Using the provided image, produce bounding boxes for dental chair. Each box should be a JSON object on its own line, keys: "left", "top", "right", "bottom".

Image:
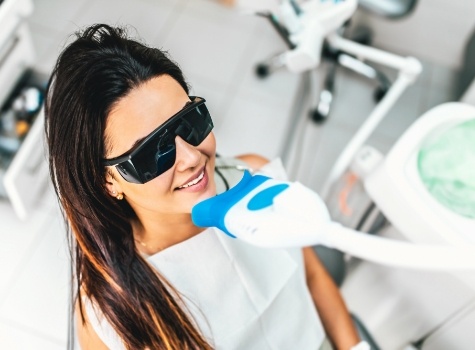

{"left": 255, "top": 0, "right": 418, "bottom": 123}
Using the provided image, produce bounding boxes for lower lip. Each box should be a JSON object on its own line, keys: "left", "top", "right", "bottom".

{"left": 177, "top": 168, "right": 209, "bottom": 193}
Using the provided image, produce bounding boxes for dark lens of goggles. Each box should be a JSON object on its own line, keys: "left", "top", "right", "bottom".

{"left": 111, "top": 99, "right": 213, "bottom": 184}
{"left": 175, "top": 104, "right": 212, "bottom": 146}
{"left": 131, "top": 131, "right": 176, "bottom": 183}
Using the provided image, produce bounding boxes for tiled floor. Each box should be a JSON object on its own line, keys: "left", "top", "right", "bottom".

{"left": 0, "top": 0, "right": 462, "bottom": 348}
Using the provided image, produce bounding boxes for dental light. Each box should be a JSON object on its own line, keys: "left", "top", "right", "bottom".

{"left": 238, "top": 0, "right": 423, "bottom": 198}
{"left": 192, "top": 171, "right": 475, "bottom": 271}
{"left": 239, "top": 0, "right": 359, "bottom": 73}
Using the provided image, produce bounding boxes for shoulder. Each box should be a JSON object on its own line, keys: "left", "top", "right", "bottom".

{"left": 236, "top": 153, "right": 269, "bottom": 170}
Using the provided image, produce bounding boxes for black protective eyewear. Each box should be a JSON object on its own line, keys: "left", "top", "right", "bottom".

{"left": 103, "top": 96, "right": 213, "bottom": 184}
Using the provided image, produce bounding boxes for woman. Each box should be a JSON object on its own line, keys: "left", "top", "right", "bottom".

{"left": 44, "top": 24, "right": 362, "bottom": 349}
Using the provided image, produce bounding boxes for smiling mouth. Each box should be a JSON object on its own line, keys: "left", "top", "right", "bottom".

{"left": 177, "top": 168, "right": 205, "bottom": 189}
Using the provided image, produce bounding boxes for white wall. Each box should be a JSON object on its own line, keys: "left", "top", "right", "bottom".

{"left": 355, "top": 0, "right": 475, "bottom": 69}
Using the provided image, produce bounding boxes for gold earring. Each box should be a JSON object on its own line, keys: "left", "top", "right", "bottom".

{"left": 116, "top": 193, "right": 124, "bottom": 200}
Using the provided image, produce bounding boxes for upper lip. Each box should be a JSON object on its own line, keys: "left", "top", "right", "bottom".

{"left": 177, "top": 165, "right": 206, "bottom": 189}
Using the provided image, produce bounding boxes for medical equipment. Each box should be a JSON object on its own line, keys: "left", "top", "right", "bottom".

{"left": 253, "top": 0, "right": 416, "bottom": 121}
{"left": 308, "top": 0, "right": 417, "bottom": 122}
{"left": 208, "top": 1, "right": 475, "bottom": 273}
{"left": 103, "top": 96, "right": 213, "bottom": 184}
{"left": 192, "top": 166, "right": 475, "bottom": 270}
{"left": 192, "top": 97, "right": 475, "bottom": 272}
{"left": 191, "top": 85, "right": 475, "bottom": 273}
{"left": 249, "top": 0, "right": 359, "bottom": 74}
{"left": 238, "top": 0, "right": 424, "bottom": 184}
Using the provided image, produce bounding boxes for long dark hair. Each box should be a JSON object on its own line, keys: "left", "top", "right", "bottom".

{"left": 44, "top": 24, "right": 212, "bottom": 349}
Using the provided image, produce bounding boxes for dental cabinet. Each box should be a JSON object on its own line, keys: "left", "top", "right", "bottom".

{"left": 0, "top": 0, "right": 49, "bottom": 220}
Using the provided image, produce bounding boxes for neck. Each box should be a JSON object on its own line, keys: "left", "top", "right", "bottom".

{"left": 132, "top": 212, "right": 204, "bottom": 256}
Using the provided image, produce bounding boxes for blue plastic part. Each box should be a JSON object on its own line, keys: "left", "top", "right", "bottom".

{"left": 247, "top": 184, "right": 289, "bottom": 211}
{"left": 191, "top": 171, "right": 270, "bottom": 238}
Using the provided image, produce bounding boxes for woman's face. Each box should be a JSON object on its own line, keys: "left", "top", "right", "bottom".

{"left": 104, "top": 75, "right": 217, "bottom": 216}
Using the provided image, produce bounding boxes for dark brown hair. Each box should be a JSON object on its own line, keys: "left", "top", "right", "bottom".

{"left": 44, "top": 24, "right": 212, "bottom": 349}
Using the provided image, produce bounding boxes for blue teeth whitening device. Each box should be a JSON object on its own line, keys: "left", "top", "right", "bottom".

{"left": 192, "top": 171, "right": 475, "bottom": 271}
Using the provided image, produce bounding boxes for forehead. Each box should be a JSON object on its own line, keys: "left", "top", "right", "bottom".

{"left": 104, "top": 75, "right": 189, "bottom": 158}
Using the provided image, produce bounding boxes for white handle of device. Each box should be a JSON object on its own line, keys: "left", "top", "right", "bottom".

{"left": 223, "top": 181, "right": 475, "bottom": 271}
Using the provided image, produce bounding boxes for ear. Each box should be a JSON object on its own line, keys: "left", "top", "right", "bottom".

{"left": 104, "top": 168, "right": 123, "bottom": 197}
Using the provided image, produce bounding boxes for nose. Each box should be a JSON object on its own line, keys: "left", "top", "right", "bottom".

{"left": 174, "top": 135, "right": 201, "bottom": 172}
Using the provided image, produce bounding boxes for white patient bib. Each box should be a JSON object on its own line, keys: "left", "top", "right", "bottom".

{"left": 147, "top": 227, "right": 325, "bottom": 349}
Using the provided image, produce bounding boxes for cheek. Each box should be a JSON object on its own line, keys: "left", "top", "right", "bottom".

{"left": 202, "top": 132, "right": 216, "bottom": 156}
{"left": 202, "top": 132, "right": 217, "bottom": 180}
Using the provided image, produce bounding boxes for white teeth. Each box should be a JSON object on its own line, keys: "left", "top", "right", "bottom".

{"left": 179, "top": 170, "right": 204, "bottom": 189}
